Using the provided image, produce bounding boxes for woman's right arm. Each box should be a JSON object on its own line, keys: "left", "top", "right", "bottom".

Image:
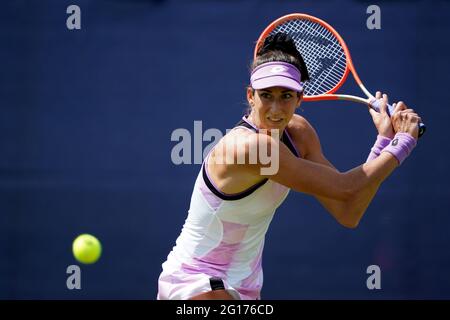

{"left": 246, "top": 135, "right": 399, "bottom": 202}
{"left": 243, "top": 106, "right": 419, "bottom": 226}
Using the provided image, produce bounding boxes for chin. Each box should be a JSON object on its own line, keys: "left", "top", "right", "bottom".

{"left": 263, "top": 121, "right": 285, "bottom": 131}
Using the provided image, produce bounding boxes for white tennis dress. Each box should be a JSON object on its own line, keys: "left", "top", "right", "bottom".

{"left": 157, "top": 116, "right": 300, "bottom": 300}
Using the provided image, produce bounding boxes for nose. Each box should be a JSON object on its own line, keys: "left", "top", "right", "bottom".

{"left": 269, "top": 101, "right": 283, "bottom": 114}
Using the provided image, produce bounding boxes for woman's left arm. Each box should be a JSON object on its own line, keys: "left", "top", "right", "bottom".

{"left": 289, "top": 115, "right": 382, "bottom": 228}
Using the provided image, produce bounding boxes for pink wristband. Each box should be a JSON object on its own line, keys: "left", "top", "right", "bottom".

{"left": 381, "top": 132, "right": 417, "bottom": 165}
{"left": 366, "top": 135, "right": 392, "bottom": 162}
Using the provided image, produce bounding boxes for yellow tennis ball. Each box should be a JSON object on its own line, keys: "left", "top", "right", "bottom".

{"left": 72, "top": 234, "right": 102, "bottom": 264}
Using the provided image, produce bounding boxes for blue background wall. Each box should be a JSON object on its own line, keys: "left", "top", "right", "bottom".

{"left": 1, "top": 0, "right": 449, "bottom": 299}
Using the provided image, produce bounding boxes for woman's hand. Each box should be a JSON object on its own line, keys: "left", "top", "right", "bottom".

{"left": 390, "top": 101, "right": 422, "bottom": 140}
{"left": 368, "top": 91, "right": 395, "bottom": 139}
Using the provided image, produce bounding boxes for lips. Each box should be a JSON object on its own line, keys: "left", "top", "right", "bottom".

{"left": 267, "top": 117, "right": 283, "bottom": 123}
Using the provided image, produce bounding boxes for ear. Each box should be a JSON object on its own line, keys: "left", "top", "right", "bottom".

{"left": 247, "top": 87, "right": 255, "bottom": 106}
{"left": 296, "top": 92, "right": 303, "bottom": 108}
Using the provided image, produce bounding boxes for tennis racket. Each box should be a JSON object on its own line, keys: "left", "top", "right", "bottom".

{"left": 254, "top": 13, "right": 426, "bottom": 137}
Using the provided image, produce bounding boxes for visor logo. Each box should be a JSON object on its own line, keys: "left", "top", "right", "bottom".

{"left": 270, "top": 66, "right": 286, "bottom": 73}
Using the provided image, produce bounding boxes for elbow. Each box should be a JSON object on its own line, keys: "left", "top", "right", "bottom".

{"left": 334, "top": 198, "right": 362, "bottom": 229}
{"left": 333, "top": 174, "right": 367, "bottom": 229}
{"left": 337, "top": 207, "right": 366, "bottom": 229}
{"left": 338, "top": 218, "right": 360, "bottom": 229}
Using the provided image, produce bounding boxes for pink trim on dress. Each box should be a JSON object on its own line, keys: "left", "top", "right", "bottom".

{"left": 241, "top": 116, "right": 259, "bottom": 131}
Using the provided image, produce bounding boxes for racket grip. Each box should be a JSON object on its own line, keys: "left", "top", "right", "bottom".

{"left": 369, "top": 99, "right": 426, "bottom": 138}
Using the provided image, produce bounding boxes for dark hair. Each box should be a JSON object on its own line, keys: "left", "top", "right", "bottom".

{"left": 244, "top": 33, "right": 309, "bottom": 115}
{"left": 252, "top": 32, "right": 310, "bottom": 82}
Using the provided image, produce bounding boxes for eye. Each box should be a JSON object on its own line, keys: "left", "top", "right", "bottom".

{"left": 282, "top": 93, "right": 293, "bottom": 99}
{"left": 260, "top": 92, "right": 271, "bottom": 99}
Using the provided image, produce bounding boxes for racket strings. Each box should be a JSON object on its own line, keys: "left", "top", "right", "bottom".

{"left": 288, "top": 20, "right": 346, "bottom": 95}
{"left": 271, "top": 19, "right": 347, "bottom": 96}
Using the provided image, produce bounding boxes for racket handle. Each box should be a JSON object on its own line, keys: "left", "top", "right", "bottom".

{"left": 369, "top": 99, "right": 426, "bottom": 138}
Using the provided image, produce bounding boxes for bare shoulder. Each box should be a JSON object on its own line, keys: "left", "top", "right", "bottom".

{"left": 224, "top": 127, "right": 276, "bottom": 154}
{"left": 208, "top": 126, "right": 276, "bottom": 190}
{"left": 287, "top": 114, "right": 320, "bottom": 147}
{"left": 221, "top": 127, "right": 257, "bottom": 149}
{"left": 210, "top": 127, "right": 262, "bottom": 163}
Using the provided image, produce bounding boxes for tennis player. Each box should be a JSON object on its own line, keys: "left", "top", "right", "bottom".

{"left": 157, "top": 33, "right": 421, "bottom": 300}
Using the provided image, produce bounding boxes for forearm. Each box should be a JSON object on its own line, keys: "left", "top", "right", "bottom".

{"left": 338, "top": 152, "right": 398, "bottom": 227}
{"left": 315, "top": 151, "right": 397, "bottom": 228}
{"left": 345, "top": 130, "right": 416, "bottom": 199}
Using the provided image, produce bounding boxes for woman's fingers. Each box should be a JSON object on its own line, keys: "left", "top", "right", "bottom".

{"left": 375, "top": 91, "right": 381, "bottom": 99}
{"left": 392, "top": 101, "right": 405, "bottom": 116}
{"left": 372, "top": 91, "right": 388, "bottom": 114}
{"left": 380, "top": 94, "right": 389, "bottom": 114}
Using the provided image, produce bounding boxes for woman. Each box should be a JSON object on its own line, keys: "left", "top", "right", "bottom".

{"left": 157, "top": 33, "right": 421, "bottom": 300}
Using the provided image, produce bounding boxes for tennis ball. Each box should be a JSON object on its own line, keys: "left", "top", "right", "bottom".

{"left": 72, "top": 234, "right": 102, "bottom": 264}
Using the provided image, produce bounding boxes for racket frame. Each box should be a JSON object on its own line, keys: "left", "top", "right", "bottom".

{"left": 254, "top": 13, "right": 376, "bottom": 104}
{"left": 254, "top": 13, "right": 426, "bottom": 137}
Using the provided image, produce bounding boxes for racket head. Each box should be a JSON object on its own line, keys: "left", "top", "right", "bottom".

{"left": 254, "top": 13, "right": 356, "bottom": 101}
